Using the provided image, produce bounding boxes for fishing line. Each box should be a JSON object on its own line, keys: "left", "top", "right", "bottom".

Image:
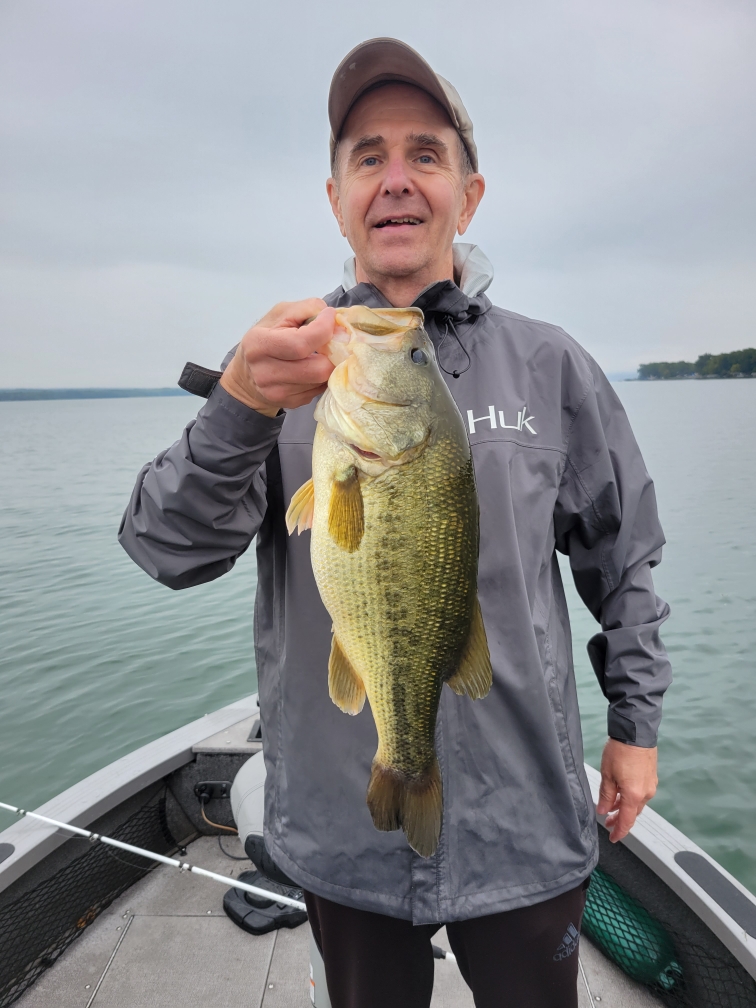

{"left": 0, "top": 801, "right": 307, "bottom": 911}
{"left": 69, "top": 834, "right": 163, "bottom": 872}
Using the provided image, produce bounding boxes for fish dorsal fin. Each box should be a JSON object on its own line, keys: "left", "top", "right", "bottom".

{"left": 328, "top": 467, "right": 364, "bottom": 552}
{"left": 446, "top": 599, "right": 493, "bottom": 700}
{"left": 328, "top": 635, "right": 366, "bottom": 715}
{"left": 285, "top": 478, "right": 315, "bottom": 535}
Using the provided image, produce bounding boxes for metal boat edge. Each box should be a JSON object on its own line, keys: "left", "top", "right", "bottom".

{"left": 0, "top": 695, "right": 259, "bottom": 894}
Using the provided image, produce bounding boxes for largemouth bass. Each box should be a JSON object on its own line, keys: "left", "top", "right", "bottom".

{"left": 285, "top": 305, "right": 492, "bottom": 857}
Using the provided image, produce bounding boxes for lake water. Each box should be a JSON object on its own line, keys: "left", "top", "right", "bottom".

{"left": 0, "top": 381, "right": 754, "bottom": 890}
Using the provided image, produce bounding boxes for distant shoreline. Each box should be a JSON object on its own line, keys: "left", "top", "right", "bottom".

{"left": 2, "top": 378, "right": 753, "bottom": 399}
{"left": 633, "top": 374, "right": 756, "bottom": 382}
{"left": 637, "top": 348, "right": 755, "bottom": 380}
{"left": 0, "top": 388, "right": 191, "bottom": 402}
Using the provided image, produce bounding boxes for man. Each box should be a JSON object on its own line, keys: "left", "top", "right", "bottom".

{"left": 120, "top": 38, "right": 671, "bottom": 1008}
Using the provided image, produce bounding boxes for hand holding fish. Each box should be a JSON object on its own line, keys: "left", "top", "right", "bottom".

{"left": 220, "top": 300, "right": 336, "bottom": 416}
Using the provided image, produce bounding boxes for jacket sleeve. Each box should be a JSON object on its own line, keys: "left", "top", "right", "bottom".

{"left": 553, "top": 357, "right": 672, "bottom": 747}
{"left": 118, "top": 383, "right": 285, "bottom": 589}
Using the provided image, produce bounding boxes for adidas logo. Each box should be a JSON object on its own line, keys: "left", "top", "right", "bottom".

{"left": 553, "top": 922, "right": 580, "bottom": 961}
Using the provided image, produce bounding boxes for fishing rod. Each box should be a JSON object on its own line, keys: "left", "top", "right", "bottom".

{"left": 0, "top": 800, "right": 458, "bottom": 963}
{"left": 0, "top": 801, "right": 307, "bottom": 911}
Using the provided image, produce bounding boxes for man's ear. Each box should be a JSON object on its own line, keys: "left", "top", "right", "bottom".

{"left": 457, "top": 174, "right": 485, "bottom": 236}
{"left": 326, "top": 178, "right": 347, "bottom": 238}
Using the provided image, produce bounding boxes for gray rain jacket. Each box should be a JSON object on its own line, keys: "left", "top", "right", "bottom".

{"left": 119, "top": 245, "right": 672, "bottom": 924}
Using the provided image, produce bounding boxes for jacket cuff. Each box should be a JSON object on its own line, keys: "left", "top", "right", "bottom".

{"left": 184, "top": 383, "right": 285, "bottom": 478}
{"left": 607, "top": 709, "right": 657, "bottom": 748}
{"left": 199, "top": 381, "right": 286, "bottom": 445}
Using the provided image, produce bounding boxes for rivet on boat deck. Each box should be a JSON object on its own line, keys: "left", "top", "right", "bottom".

{"left": 12, "top": 835, "right": 664, "bottom": 1007}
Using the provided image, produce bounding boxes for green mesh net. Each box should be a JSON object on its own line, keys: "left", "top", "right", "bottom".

{"left": 584, "top": 866, "right": 756, "bottom": 1007}
{"left": 584, "top": 867, "right": 683, "bottom": 991}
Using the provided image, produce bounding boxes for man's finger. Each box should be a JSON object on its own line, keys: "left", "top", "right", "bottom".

{"left": 259, "top": 309, "right": 338, "bottom": 362}
{"left": 256, "top": 354, "right": 334, "bottom": 390}
{"left": 257, "top": 298, "right": 328, "bottom": 330}
{"left": 280, "top": 384, "right": 330, "bottom": 409}
{"left": 596, "top": 780, "right": 619, "bottom": 815}
{"left": 607, "top": 798, "right": 643, "bottom": 843}
{"left": 598, "top": 794, "right": 621, "bottom": 816}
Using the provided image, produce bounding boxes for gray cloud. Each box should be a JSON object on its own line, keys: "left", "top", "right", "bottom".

{"left": 1, "top": 0, "right": 754, "bottom": 384}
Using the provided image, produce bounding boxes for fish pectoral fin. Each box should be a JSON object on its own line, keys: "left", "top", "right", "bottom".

{"left": 285, "top": 479, "right": 315, "bottom": 535}
{"left": 446, "top": 598, "right": 493, "bottom": 700}
{"left": 328, "top": 635, "right": 366, "bottom": 715}
{"left": 367, "top": 759, "right": 442, "bottom": 859}
{"left": 328, "top": 467, "right": 364, "bottom": 552}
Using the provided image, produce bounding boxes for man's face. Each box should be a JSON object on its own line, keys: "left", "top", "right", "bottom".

{"left": 327, "top": 84, "right": 484, "bottom": 281}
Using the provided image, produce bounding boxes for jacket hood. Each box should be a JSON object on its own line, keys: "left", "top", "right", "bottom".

{"left": 342, "top": 242, "right": 493, "bottom": 295}
{"left": 335, "top": 243, "right": 493, "bottom": 324}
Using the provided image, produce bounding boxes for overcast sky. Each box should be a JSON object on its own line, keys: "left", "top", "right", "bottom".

{"left": 1, "top": 0, "right": 754, "bottom": 385}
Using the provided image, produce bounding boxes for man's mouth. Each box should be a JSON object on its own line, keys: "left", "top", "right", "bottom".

{"left": 374, "top": 217, "right": 423, "bottom": 229}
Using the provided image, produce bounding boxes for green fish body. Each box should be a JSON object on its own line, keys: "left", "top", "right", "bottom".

{"left": 286, "top": 306, "right": 491, "bottom": 857}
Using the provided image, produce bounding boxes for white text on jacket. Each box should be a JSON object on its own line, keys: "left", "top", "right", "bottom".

{"left": 466, "top": 406, "right": 537, "bottom": 435}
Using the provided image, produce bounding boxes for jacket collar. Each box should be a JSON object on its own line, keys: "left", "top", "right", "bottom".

{"left": 341, "top": 243, "right": 493, "bottom": 298}
{"left": 331, "top": 243, "right": 493, "bottom": 323}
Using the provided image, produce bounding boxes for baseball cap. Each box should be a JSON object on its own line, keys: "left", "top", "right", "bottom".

{"left": 328, "top": 38, "right": 478, "bottom": 173}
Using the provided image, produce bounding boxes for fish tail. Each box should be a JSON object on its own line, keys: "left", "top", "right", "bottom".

{"left": 366, "top": 758, "right": 442, "bottom": 859}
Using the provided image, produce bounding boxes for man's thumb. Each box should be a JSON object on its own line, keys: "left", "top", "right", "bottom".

{"left": 597, "top": 778, "right": 617, "bottom": 813}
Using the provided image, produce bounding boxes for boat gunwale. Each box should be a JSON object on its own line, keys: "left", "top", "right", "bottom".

{"left": 0, "top": 694, "right": 259, "bottom": 896}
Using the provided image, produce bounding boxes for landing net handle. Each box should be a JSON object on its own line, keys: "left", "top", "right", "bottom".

{"left": 0, "top": 801, "right": 307, "bottom": 912}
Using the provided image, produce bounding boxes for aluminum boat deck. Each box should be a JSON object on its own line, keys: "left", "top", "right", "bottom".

{"left": 13, "top": 833, "right": 662, "bottom": 1008}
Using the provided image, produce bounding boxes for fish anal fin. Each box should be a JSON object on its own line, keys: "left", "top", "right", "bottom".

{"left": 328, "top": 636, "right": 366, "bottom": 715}
{"left": 446, "top": 598, "right": 493, "bottom": 700}
{"left": 328, "top": 467, "right": 364, "bottom": 552}
{"left": 285, "top": 479, "right": 315, "bottom": 535}
{"left": 366, "top": 759, "right": 442, "bottom": 859}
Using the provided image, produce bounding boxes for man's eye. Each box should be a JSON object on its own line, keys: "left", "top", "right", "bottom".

{"left": 362, "top": 157, "right": 379, "bottom": 167}
{"left": 417, "top": 155, "right": 434, "bottom": 164}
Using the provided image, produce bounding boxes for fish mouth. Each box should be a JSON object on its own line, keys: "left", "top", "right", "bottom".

{"left": 373, "top": 215, "right": 424, "bottom": 229}
{"left": 350, "top": 444, "right": 382, "bottom": 460}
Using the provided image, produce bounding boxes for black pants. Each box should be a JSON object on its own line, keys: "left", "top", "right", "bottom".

{"left": 305, "top": 879, "right": 588, "bottom": 1008}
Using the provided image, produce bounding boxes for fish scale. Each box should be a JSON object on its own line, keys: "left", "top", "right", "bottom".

{"left": 315, "top": 440, "right": 473, "bottom": 770}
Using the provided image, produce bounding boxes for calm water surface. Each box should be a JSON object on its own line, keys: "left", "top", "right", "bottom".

{"left": 0, "top": 382, "right": 754, "bottom": 889}
{"left": 0, "top": 398, "right": 258, "bottom": 813}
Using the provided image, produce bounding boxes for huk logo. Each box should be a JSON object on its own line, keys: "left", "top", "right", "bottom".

{"left": 466, "top": 405, "right": 537, "bottom": 436}
{"left": 553, "top": 922, "right": 580, "bottom": 961}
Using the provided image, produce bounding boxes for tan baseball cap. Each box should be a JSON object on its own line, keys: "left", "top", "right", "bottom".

{"left": 328, "top": 38, "right": 478, "bottom": 173}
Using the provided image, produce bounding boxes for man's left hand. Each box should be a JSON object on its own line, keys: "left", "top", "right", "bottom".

{"left": 596, "top": 739, "right": 658, "bottom": 843}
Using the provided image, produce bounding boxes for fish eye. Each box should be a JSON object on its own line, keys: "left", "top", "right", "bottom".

{"left": 410, "top": 348, "right": 428, "bottom": 365}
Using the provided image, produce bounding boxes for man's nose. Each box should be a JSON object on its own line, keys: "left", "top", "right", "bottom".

{"left": 382, "top": 154, "right": 416, "bottom": 196}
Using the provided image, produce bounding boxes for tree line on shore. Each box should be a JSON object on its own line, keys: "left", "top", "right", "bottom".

{"left": 0, "top": 388, "right": 191, "bottom": 401}
{"left": 638, "top": 348, "right": 756, "bottom": 380}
